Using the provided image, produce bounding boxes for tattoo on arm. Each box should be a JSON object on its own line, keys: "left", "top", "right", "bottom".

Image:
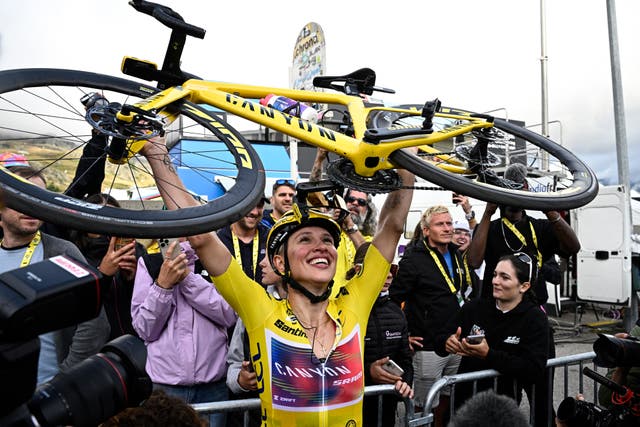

{"left": 162, "top": 154, "right": 178, "bottom": 174}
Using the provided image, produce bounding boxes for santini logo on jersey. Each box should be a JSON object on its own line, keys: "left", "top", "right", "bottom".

{"left": 504, "top": 336, "right": 521, "bottom": 345}
{"left": 274, "top": 319, "right": 306, "bottom": 337}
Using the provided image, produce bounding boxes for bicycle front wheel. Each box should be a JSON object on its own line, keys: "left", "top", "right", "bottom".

{"left": 0, "top": 68, "right": 265, "bottom": 238}
{"left": 389, "top": 116, "right": 598, "bottom": 211}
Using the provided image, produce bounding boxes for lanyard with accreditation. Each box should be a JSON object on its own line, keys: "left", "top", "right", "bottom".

{"left": 232, "top": 231, "right": 259, "bottom": 278}
{"left": 423, "top": 240, "right": 466, "bottom": 307}
{"left": 501, "top": 218, "right": 543, "bottom": 268}
{"left": 1, "top": 230, "right": 42, "bottom": 267}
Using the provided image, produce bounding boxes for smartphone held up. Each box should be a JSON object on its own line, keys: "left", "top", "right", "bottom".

{"left": 158, "top": 238, "right": 181, "bottom": 260}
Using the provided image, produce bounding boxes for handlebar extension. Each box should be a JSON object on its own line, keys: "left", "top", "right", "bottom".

{"left": 129, "top": 0, "right": 205, "bottom": 39}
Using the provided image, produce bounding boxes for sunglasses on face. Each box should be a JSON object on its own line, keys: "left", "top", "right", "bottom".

{"left": 345, "top": 195, "right": 367, "bottom": 207}
{"left": 513, "top": 251, "right": 533, "bottom": 283}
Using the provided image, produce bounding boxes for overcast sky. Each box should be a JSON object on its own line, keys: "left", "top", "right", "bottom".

{"left": 1, "top": 0, "right": 638, "bottom": 186}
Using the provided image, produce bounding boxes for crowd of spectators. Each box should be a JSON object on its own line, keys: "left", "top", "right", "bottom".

{"left": 2, "top": 129, "right": 592, "bottom": 427}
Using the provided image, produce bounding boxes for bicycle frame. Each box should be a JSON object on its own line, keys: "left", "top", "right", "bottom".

{"left": 124, "top": 78, "right": 494, "bottom": 177}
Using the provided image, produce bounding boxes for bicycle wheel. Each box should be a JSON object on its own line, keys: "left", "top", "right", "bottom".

{"left": 0, "top": 68, "right": 265, "bottom": 238}
{"left": 384, "top": 111, "right": 598, "bottom": 211}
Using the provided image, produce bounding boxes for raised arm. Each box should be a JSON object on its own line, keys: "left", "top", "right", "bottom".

{"left": 141, "top": 139, "right": 232, "bottom": 276}
{"left": 309, "top": 147, "right": 329, "bottom": 182}
{"left": 467, "top": 202, "right": 497, "bottom": 268}
{"left": 544, "top": 210, "right": 581, "bottom": 255}
{"left": 371, "top": 164, "right": 415, "bottom": 263}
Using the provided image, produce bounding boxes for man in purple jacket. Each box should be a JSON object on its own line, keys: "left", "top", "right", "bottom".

{"left": 131, "top": 239, "right": 237, "bottom": 427}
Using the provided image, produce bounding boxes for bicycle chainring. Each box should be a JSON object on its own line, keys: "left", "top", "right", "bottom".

{"left": 85, "top": 102, "right": 162, "bottom": 140}
{"left": 326, "top": 158, "right": 401, "bottom": 194}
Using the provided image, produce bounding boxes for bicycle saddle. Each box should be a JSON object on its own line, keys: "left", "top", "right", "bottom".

{"left": 313, "top": 68, "right": 395, "bottom": 96}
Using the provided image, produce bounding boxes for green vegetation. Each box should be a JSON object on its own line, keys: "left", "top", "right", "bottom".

{"left": 0, "top": 138, "right": 154, "bottom": 193}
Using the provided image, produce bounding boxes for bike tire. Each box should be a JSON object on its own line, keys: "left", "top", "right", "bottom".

{"left": 0, "top": 68, "right": 265, "bottom": 238}
{"left": 389, "top": 117, "right": 598, "bottom": 210}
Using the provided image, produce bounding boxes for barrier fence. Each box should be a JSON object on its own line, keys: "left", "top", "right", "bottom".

{"left": 192, "top": 351, "right": 598, "bottom": 427}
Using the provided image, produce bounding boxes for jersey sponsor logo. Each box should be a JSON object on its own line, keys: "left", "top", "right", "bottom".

{"left": 504, "top": 336, "right": 520, "bottom": 345}
{"left": 274, "top": 319, "right": 306, "bottom": 337}
{"left": 268, "top": 328, "right": 363, "bottom": 411}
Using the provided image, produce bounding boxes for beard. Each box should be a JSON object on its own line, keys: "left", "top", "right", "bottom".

{"left": 3, "top": 220, "right": 41, "bottom": 239}
{"left": 350, "top": 211, "right": 365, "bottom": 228}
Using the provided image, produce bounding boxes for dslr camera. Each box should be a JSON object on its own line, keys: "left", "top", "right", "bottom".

{"left": 556, "top": 333, "right": 640, "bottom": 427}
{"left": 0, "top": 256, "right": 151, "bottom": 427}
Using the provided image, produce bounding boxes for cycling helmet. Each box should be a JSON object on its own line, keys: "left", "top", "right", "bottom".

{"left": 0, "top": 152, "right": 29, "bottom": 168}
{"left": 267, "top": 203, "right": 342, "bottom": 303}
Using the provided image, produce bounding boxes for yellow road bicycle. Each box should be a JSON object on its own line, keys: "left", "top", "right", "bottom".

{"left": 0, "top": 0, "right": 598, "bottom": 238}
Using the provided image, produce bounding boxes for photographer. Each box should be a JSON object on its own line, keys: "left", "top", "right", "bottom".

{"left": 598, "top": 325, "right": 640, "bottom": 410}
{"left": 556, "top": 325, "right": 640, "bottom": 427}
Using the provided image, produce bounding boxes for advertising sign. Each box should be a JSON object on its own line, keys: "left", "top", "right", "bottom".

{"left": 291, "top": 22, "right": 326, "bottom": 91}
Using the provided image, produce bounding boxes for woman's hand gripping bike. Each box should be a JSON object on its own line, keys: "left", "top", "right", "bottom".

{"left": 0, "top": 0, "right": 598, "bottom": 238}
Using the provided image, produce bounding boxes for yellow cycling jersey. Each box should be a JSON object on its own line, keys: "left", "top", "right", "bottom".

{"left": 213, "top": 244, "right": 389, "bottom": 427}
{"left": 331, "top": 231, "right": 374, "bottom": 298}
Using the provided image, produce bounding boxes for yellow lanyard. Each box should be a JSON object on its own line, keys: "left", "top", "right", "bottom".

{"left": 462, "top": 252, "right": 472, "bottom": 287}
{"left": 1, "top": 231, "right": 42, "bottom": 267}
{"left": 423, "top": 241, "right": 461, "bottom": 295}
{"left": 232, "top": 231, "right": 259, "bottom": 278}
{"left": 501, "top": 218, "right": 542, "bottom": 268}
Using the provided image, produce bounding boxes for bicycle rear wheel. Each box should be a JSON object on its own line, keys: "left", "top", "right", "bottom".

{"left": 384, "top": 111, "right": 598, "bottom": 211}
{"left": 0, "top": 68, "right": 265, "bottom": 238}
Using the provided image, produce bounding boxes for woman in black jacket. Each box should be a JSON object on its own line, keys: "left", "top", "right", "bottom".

{"left": 70, "top": 193, "right": 142, "bottom": 340}
{"left": 435, "top": 252, "right": 550, "bottom": 425}
{"left": 348, "top": 243, "right": 413, "bottom": 426}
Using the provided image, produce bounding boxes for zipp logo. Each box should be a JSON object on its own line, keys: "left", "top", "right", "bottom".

{"left": 503, "top": 336, "right": 520, "bottom": 345}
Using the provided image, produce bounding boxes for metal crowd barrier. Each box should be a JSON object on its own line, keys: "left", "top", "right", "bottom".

{"left": 192, "top": 385, "right": 413, "bottom": 427}
{"left": 413, "top": 351, "right": 598, "bottom": 427}
{"left": 192, "top": 352, "right": 598, "bottom": 427}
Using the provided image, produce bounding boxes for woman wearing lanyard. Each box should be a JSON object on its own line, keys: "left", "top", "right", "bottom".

{"left": 435, "top": 252, "right": 550, "bottom": 426}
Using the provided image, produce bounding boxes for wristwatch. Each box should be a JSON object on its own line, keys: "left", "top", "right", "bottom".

{"left": 346, "top": 224, "right": 359, "bottom": 234}
{"left": 465, "top": 210, "right": 475, "bottom": 221}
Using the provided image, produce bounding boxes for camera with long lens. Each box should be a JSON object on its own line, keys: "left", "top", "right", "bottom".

{"left": 0, "top": 256, "right": 152, "bottom": 427}
{"left": 556, "top": 334, "right": 640, "bottom": 427}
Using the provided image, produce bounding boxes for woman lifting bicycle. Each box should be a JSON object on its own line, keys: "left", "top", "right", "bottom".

{"left": 139, "top": 137, "right": 415, "bottom": 426}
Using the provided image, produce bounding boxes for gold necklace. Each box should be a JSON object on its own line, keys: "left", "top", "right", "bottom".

{"left": 311, "top": 327, "right": 333, "bottom": 360}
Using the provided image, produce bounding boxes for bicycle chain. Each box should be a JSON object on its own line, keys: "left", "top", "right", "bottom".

{"left": 326, "top": 159, "right": 401, "bottom": 194}
{"left": 326, "top": 158, "right": 456, "bottom": 193}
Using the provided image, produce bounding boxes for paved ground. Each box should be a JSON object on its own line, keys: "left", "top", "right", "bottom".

{"left": 547, "top": 302, "right": 626, "bottom": 415}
